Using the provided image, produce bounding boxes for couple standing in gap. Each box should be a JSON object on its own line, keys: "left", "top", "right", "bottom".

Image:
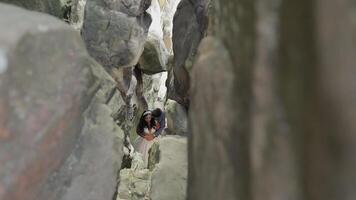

{"left": 134, "top": 108, "right": 165, "bottom": 165}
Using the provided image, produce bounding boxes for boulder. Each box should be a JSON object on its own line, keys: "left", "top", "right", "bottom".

{"left": 70, "top": 0, "right": 88, "bottom": 29}
{"left": 139, "top": 34, "right": 169, "bottom": 75}
{"left": 147, "top": 0, "right": 163, "bottom": 39}
{"left": 0, "top": 3, "right": 122, "bottom": 200}
{"left": 39, "top": 103, "right": 125, "bottom": 200}
{"left": 0, "top": 0, "right": 64, "bottom": 18}
{"left": 142, "top": 72, "right": 168, "bottom": 109}
{"left": 149, "top": 136, "right": 188, "bottom": 200}
{"left": 81, "top": 0, "right": 152, "bottom": 70}
{"left": 161, "top": 0, "right": 181, "bottom": 52}
{"left": 165, "top": 99, "right": 188, "bottom": 136}
{"left": 138, "top": 0, "right": 169, "bottom": 75}
{"left": 188, "top": 37, "right": 237, "bottom": 200}
{"left": 168, "top": 0, "right": 209, "bottom": 106}
{"left": 117, "top": 153, "right": 152, "bottom": 200}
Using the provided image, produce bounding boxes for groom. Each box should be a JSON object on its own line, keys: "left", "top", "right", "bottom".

{"left": 152, "top": 108, "right": 166, "bottom": 137}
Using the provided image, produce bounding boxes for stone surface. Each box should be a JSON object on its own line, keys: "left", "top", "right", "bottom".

{"left": 149, "top": 136, "right": 188, "bottom": 200}
{"left": 0, "top": 0, "right": 65, "bottom": 18}
{"left": 81, "top": 0, "right": 152, "bottom": 70}
{"left": 142, "top": 72, "right": 167, "bottom": 109}
{"left": 70, "top": 0, "right": 87, "bottom": 29}
{"left": 165, "top": 99, "right": 188, "bottom": 136}
{"left": 117, "top": 153, "right": 152, "bottom": 200}
{"left": 147, "top": 0, "right": 163, "bottom": 39}
{"left": 188, "top": 0, "right": 356, "bottom": 200}
{"left": 0, "top": 3, "right": 112, "bottom": 200}
{"left": 188, "top": 37, "right": 237, "bottom": 200}
{"left": 138, "top": 0, "right": 169, "bottom": 75}
{"left": 39, "top": 103, "right": 125, "bottom": 200}
{"left": 161, "top": 0, "right": 180, "bottom": 52}
{"left": 168, "top": 0, "right": 209, "bottom": 106}
{"left": 139, "top": 34, "right": 168, "bottom": 75}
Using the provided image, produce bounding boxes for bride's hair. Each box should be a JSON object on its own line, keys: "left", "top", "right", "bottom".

{"left": 136, "top": 110, "right": 156, "bottom": 137}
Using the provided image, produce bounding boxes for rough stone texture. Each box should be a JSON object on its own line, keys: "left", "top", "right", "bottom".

{"left": 142, "top": 72, "right": 167, "bottom": 109}
{"left": 188, "top": 0, "right": 356, "bottom": 200}
{"left": 0, "top": 3, "right": 114, "bottom": 200}
{"left": 138, "top": 0, "right": 169, "bottom": 75}
{"left": 161, "top": 0, "right": 180, "bottom": 52}
{"left": 117, "top": 153, "right": 152, "bottom": 200}
{"left": 147, "top": 0, "right": 163, "bottom": 39}
{"left": 305, "top": 0, "right": 356, "bottom": 199}
{"left": 39, "top": 103, "right": 125, "bottom": 200}
{"left": 36, "top": 59, "right": 126, "bottom": 200}
{"left": 139, "top": 34, "right": 168, "bottom": 75}
{"left": 168, "top": 0, "right": 209, "bottom": 107}
{"left": 149, "top": 136, "right": 188, "bottom": 200}
{"left": 165, "top": 99, "right": 188, "bottom": 136}
{"left": 0, "top": 0, "right": 64, "bottom": 18}
{"left": 70, "top": 0, "right": 87, "bottom": 29}
{"left": 189, "top": 37, "right": 237, "bottom": 200}
{"left": 81, "top": 0, "right": 152, "bottom": 70}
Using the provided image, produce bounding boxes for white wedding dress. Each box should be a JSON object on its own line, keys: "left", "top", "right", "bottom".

{"left": 134, "top": 127, "right": 157, "bottom": 167}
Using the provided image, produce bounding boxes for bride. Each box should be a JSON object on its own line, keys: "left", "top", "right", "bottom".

{"left": 134, "top": 110, "right": 160, "bottom": 166}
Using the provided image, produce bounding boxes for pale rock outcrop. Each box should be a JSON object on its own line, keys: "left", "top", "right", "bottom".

{"left": 81, "top": 0, "right": 152, "bottom": 70}
{"left": 161, "top": 0, "right": 180, "bottom": 52}
{"left": 147, "top": 0, "right": 163, "bottom": 39}
{"left": 42, "top": 103, "right": 125, "bottom": 200}
{"left": 142, "top": 72, "right": 168, "bottom": 109}
{"left": 167, "top": 0, "right": 209, "bottom": 107}
{"left": 165, "top": 99, "right": 188, "bottom": 136}
{"left": 149, "top": 136, "right": 188, "bottom": 200}
{"left": 117, "top": 153, "right": 152, "bottom": 200}
{"left": 139, "top": 34, "right": 169, "bottom": 75}
{"left": 70, "top": 0, "right": 87, "bottom": 29}
{"left": 0, "top": 0, "right": 65, "bottom": 17}
{"left": 188, "top": 36, "right": 237, "bottom": 200}
{"left": 139, "top": 0, "right": 169, "bottom": 75}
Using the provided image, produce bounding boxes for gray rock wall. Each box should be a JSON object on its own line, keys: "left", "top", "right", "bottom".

{"left": 81, "top": 0, "right": 152, "bottom": 70}
{"left": 0, "top": 0, "right": 64, "bottom": 17}
{"left": 0, "top": 4, "right": 127, "bottom": 200}
{"left": 188, "top": 0, "right": 356, "bottom": 200}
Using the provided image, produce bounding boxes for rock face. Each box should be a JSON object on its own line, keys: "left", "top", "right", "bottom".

{"left": 142, "top": 72, "right": 168, "bottom": 109}
{"left": 0, "top": 4, "right": 125, "bottom": 200}
{"left": 189, "top": 37, "right": 237, "bottom": 200}
{"left": 149, "top": 136, "right": 188, "bottom": 200}
{"left": 168, "top": 0, "right": 209, "bottom": 107}
{"left": 138, "top": 0, "right": 169, "bottom": 75}
{"left": 81, "top": 0, "right": 152, "bottom": 70}
{"left": 139, "top": 34, "right": 168, "bottom": 75}
{"left": 117, "top": 153, "right": 152, "bottom": 200}
{"left": 39, "top": 103, "right": 125, "bottom": 200}
{"left": 0, "top": 0, "right": 64, "bottom": 17}
{"left": 39, "top": 63, "right": 126, "bottom": 200}
{"left": 70, "top": 0, "right": 88, "bottom": 29}
{"left": 165, "top": 99, "right": 188, "bottom": 136}
{"left": 188, "top": 0, "right": 356, "bottom": 200}
{"left": 161, "top": 0, "right": 180, "bottom": 52}
{"left": 0, "top": 3, "right": 85, "bottom": 199}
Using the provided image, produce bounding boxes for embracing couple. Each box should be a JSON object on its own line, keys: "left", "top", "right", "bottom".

{"left": 134, "top": 108, "right": 165, "bottom": 165}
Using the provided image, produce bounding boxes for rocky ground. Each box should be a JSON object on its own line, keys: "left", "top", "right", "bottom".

{"left": 117, "top": 136, "right": 187, "bottom": 200}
